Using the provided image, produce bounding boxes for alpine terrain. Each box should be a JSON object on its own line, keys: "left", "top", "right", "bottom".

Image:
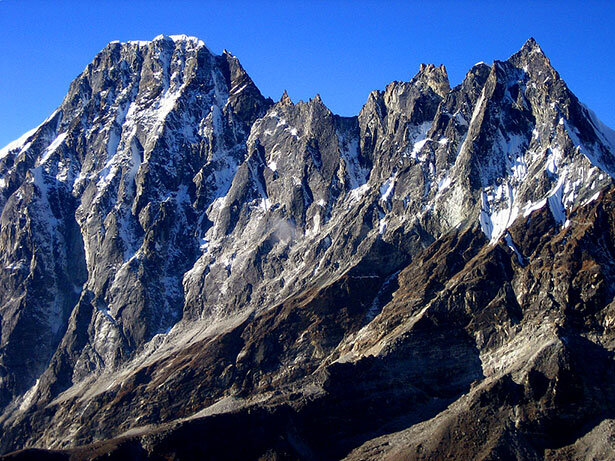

{"left": 1, "top": 35, "right": 615, "bottom": 460}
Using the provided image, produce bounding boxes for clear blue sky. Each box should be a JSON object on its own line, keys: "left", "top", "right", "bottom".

{"left": 1, "top": 1, "right": 614, "bottom": 147}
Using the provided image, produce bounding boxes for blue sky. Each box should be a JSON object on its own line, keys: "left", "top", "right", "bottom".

{"left": 1, "top": 1, "right": 614, "bottom": 147}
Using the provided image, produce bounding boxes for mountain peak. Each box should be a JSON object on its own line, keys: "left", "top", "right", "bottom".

{"left": 153, "top": 34, "right": 204, "bottom": 45}
{"left": 521, "top": 37, "right": 543, "bottom": 53}
{"left": 109, "top": 34, "right": 209, "bottom": 52}
{"left": 508, "top": 37, "right": 551, "bottom": 68}
{"left": 419, "top": 63, "right": 445, "bottom": 72}
{"left": 414, "top": 63, "right": 450, "bottom": 97}
{"left": 280, "top": 90, "right": 293, "bottom": 105}
{"left": 307, "top": 93, "right": 326, "bottom": 107}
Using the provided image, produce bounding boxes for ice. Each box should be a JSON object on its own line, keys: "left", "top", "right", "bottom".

{"left": 267, "top": 161, "right": 277, "bottom": 172}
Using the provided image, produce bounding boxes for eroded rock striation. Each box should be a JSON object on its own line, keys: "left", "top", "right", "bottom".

{"left": 1, "top": 35, "right": 615, "bottom": 460}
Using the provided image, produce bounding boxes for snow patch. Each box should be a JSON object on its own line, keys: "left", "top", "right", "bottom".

{"left": 259, "top": 198, "right": 272, "bottom": 211}
{"left": 349, "top": 183, "right": 369, "bottom": 201}
{"left": 338, "top": 132, "right": 369, "bottom": 190}
{"left": 545, "top": 147, "right": 562, "bottom": 175}
{"left": 378, "top": 218, "right": 387, "bottom": 235}
{"left": 379, "top": 176, "right": 396, "bottom": 203}
{"left": 406, "top": 121, "right": 432, "bottom": 159}
{"left": 230, "top": 83, "right": 248, "bottom": 95}
{"left": 0, "top": 126, "right": 38, "bottom": 160}
{"left": 437, "top": 176, "right": 451, "bottom": 191}
{"left": 583, "top": 190, "right": 601, "bottom": 206}
{"left": 504, "top": 233, "right": 525, "bottom": 265}
{"left": 311, "top": 213, "right": 321, "bottom": 234}
{"left": 547, "top": 181, "right": 566, "bottom": 224}
{"left": 454, "top": 111, "right": 468, "bottom": 127}
{"left": 18, "top": 379, "right": 41, "bottom": 412}
{"left": 523, "top": 199, "right": 547, "bottom": 217}
{"left": 583, "top": 103, "right": 615, "bottom": 153}
{"left": 410, "top": 139, "right": 429, "bottom": 159}
{"left": 38, "top": 132, "right": 67, "bottom": 165}
{"left": 479, "top": 184, "right": 518, "bottom": 242}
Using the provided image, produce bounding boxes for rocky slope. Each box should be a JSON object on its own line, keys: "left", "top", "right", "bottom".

{"left": 1, "top": 36, "right": 615, "bottom": 459}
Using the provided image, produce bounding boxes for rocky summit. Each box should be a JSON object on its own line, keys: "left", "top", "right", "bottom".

{"left": 1, "top": 35, "right": 615, "bottom": 460}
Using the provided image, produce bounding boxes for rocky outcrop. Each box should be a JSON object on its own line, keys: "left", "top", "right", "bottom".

{"left": 1, "top": 36, "right": 615, "bottom": 459}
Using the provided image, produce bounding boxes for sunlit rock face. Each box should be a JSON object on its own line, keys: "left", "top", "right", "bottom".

{"left": 1, "top": 36, "right": 615, "bottom": 460}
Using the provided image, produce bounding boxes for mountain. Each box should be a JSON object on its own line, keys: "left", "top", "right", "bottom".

{"left": 1, "top": 35, "right": 615, "bottom": 460}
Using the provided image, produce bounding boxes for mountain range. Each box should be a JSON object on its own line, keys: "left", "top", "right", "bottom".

{"left": 1, "top": 35, "right": 615, "bottom": 460}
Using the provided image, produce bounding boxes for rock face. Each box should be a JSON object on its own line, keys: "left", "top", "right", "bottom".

{"left": 1, "top": 36, "right": 615, "bottom": 460}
